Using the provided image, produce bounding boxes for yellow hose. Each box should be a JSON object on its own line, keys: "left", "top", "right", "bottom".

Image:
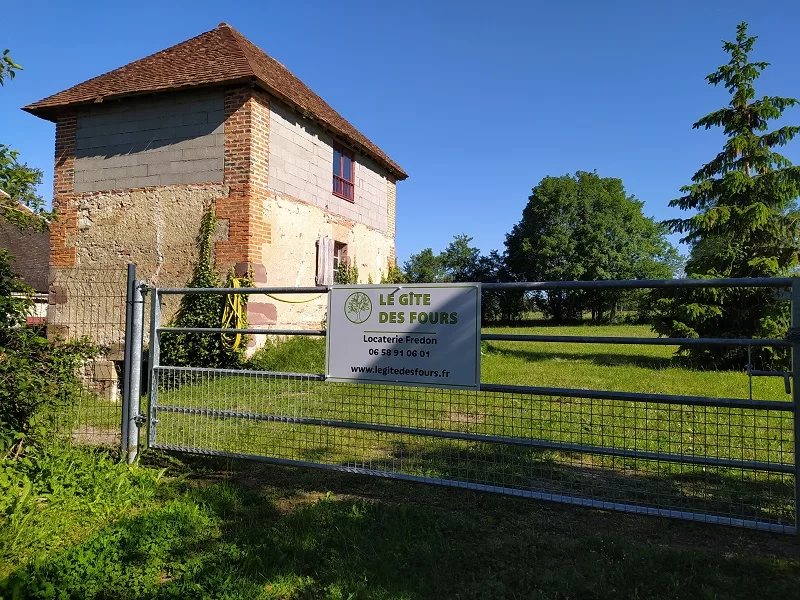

{"left": 221, "top": 278, "right": 246, "bottom": 350}
{"left": 221, "top": 285, "right": 325, "bottom": 350}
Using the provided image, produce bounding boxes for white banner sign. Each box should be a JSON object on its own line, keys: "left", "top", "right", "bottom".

{"left": 326, "top": 283, "right": 481, "bottom": 389}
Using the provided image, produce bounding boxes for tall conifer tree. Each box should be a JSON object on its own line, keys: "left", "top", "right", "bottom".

{"left": 655, "top": 22, "right": 800, "bottom": 368}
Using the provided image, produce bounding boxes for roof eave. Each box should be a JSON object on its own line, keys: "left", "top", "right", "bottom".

{"left": 23, "top": 76, "right": 409, "bottom": 180}
{"left": 22, "top": 76, "right": 257, "bottom": 122}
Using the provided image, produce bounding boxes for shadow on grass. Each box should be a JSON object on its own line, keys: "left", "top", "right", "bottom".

{"left": 3, "top": 451, "right": 799, "bottom": 600}
{"left": 484, "top": 344, "right": 675, "bottom": 369}
{"left": 255, "top": 437, "right": 794, "bottom": 528}
{"left": 369, "top": 441, "right": 796, "bottom": 526}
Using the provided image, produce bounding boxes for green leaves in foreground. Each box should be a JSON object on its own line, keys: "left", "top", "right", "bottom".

{"left": 0, "top": 444, "right": 164, "bottom": 577}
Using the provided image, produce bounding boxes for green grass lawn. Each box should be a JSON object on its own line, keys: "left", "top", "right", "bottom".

{"left": 70, "top": 325, "right": 796, "bottom": 527}
{"left": 482, "top": 323, "right": 789, "bottom": 399}
{"left": 5, "top": 324, "right": 799, "bottom": 598}
{"left": 2, "top": 449, "right": 799, "bottom": 600}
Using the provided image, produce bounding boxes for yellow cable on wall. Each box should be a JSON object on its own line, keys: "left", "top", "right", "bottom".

{"left": 265, "top": 294, "right": 325, "bottom": 304}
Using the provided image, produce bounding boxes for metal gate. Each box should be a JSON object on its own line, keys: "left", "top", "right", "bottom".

{"left": 123, "top": 278, "right": 799, "bottom": 534}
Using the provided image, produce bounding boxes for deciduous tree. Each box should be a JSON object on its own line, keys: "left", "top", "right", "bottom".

{"left": 505, "top": 171, "right": 679, "bottom": 322}
{"left": 0, "top": 50, "right": 48, "bottom": 231}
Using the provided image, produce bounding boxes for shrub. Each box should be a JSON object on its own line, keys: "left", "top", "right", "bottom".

{"left": 335, "top": 259, "right": 359, "bottom": 284}
{"left": 380, "top": 265, "right": 407, "bottom": 284}
{"left": 0, "top": 251, "right": 97, "bottom": 449}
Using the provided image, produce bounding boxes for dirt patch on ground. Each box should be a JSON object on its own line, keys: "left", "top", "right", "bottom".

{"left": 71, "top": 426, "right": 120, "bottom": 446}
{"left": 447, "top": 411, "right": 485, "bottom": 424}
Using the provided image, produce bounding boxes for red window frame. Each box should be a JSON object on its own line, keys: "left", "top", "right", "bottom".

{"left": 332, "top": 143, "right": 355, "bottom": 202}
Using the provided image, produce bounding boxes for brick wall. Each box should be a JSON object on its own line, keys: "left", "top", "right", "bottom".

{"left": 74, "top": 90, "right": 225, "bottom": 192}
{"left": 52, "top": 112, "right": 77, "bottom": 267}
{"left": 215, "top": 86, "right": 271, "bottom": 279}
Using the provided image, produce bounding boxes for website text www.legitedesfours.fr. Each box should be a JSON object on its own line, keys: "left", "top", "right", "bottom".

{"left": 350, "top": 365, "right": 451, "bottom": 378}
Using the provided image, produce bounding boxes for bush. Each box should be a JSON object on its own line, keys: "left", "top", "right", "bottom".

{"left": 0, "top": 250, "right": 97, "bottom": 448}
{"left": 0, "top": 328, "right": 96, "bottom": 444}
{"left": 335, "top": 259, "right": 359, "bottom": 284}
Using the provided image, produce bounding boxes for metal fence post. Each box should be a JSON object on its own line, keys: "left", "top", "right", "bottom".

{"left": 120, "top": 264, "right": 135, "bottom": 455}
{"left": 126, "top": 280, "right": 145, "bottom": 464}
{"left": 147, "top": 289, "right": 161, "bottom": 448}
{"left": 792, "top": 278, "right": 800, "bottom": 535}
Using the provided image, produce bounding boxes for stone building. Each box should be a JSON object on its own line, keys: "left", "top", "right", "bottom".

{"left": 24, "top": 23, "right": 407, "bottom": 339}
{"left": 0, "top": 202, "right": 49, "bottom": 325}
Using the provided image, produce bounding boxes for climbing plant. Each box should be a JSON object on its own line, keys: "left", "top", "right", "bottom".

{"left": 160, "top": 204, "right": 252, "bottom": 369}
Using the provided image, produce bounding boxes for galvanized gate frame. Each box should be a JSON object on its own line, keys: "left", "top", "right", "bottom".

{"left": 121, "top": 274, "right": 800, "bottom": 534}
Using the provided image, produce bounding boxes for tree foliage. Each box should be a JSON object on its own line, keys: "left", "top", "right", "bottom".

{"left": 402, "top": 236, "right": 526, "bottom": 322}
{"left": 403, "top": 235, "right": 503, "bottom": 284}
{"left": 505, "top": 171, "right": 680, "bottom": 323}
{"left": 0, "top": 50, "right": 96, "bottom": 449}
{"left": 0, "top": 49, "right": 21, "bottom": 84}
{"left": 0, "top": 146, "right": 46, "bottom": 229}
{"left": 655, "top": 22, "right": 800, "bottom": 369}
{"left": 403, "top": 248, "right": 447, "bottom": 283}
{"left": 0, "top": 50, "right": 48, "bottom": 230}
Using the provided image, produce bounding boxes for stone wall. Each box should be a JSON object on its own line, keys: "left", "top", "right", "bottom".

{"left": 0, "top": 220, "right": 49, "bottom": 292}
{"left": 246, "top": 191, "right": 394, "bottom": 335}
{"left": 71, "top": 183, "right": 230, "bottom": 283}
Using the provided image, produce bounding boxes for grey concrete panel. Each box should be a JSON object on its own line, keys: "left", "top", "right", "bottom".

{"left": 75, "top": 90, "right": 225, "bottom": 191}
{"left": 113, "top": 175, "right": 164, "bottom": 189}
{"left": 76, "top": 179, "right": 117, "bottom": 192}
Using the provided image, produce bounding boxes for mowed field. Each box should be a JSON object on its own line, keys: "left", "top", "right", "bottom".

{"left": 4, "top": 324, "right": 798, "bottom": 599}
{"left": 135, "top": 324, "right": 795, "bottom": 530}
{"left": 482, "top": 323, "right": 789, "bottom": 399}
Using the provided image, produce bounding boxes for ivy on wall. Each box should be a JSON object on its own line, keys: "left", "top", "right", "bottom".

{"left": 160, "top": 204, "right": 252, "bottom": 369}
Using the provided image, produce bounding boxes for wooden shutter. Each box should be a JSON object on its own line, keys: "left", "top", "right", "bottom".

{"left": 316, "top": 237, "right": 334, "bottom": 285}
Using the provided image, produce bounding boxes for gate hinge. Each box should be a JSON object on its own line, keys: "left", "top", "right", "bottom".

{"left": 133, "top": 413, "right": 147, "bottom": 426}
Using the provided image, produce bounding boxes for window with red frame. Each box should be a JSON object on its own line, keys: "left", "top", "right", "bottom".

{"left": 333, "top": 143, "right": 355, "bottom": 201}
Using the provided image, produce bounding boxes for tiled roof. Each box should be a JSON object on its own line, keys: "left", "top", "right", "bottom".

{"left": 24, "top": 23, "right": 407, "bottom": 179}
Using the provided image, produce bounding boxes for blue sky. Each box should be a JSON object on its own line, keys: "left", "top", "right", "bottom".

{"left": 2, "top": 0, "right": 799, "bottom": 264}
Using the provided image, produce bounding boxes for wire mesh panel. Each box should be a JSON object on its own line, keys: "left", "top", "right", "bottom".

{"left": 150, "top": 366, "right": 795, "bottom": 532}
{"left": 143, "top": 279, "right": 798, "bottom": 534}
{"left": 48, "top": 267, "right": 128, "bottom": 445}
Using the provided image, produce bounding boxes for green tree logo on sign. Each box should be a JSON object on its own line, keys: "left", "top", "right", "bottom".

{"left": 344, "top": 292, "right": 372, "bottom": 324}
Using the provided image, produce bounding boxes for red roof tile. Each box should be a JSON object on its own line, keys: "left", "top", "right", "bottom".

{"left": 24, "top": 23, "right": 407, "bottom": 179}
